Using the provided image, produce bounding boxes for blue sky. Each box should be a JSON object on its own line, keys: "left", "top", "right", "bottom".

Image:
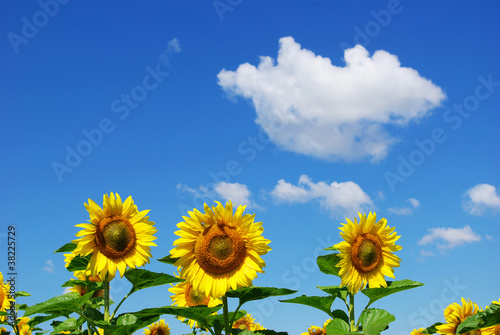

{"left": 1, "top": 1, "right": 499, "bottom": 334}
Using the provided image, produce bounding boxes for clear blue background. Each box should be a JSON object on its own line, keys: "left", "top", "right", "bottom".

{"left": 1, "top": 1, "right": 499, "bottom": 334}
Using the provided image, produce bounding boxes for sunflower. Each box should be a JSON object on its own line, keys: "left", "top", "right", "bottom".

{"left": 481, "top": 299, "right": 500, "bottom": 335}
{"left": 170, "top": 201, "right": 271, "bottom": 298}
{"left": 0, "top": 272, "right": 13, "bottom": 322}
{"left": 73, "top": 193, "right": 157, "bottom": 279}
{"left": 334, "top": 212, "right": 402, "bottom": 294}
{"left": 436, "top": 298, "right": 482, "bottom": 335}
{"left": 300, "top": 319, "right": 331, "bottom": 335}
{"left": 144, "top": 319, "right": 170, "bottom": 335}
{"left": 0, "top": 327, "right": 7, "bottom": 334}
{"left": 232, "top": 313, "right": 265, "bottom": 331}
{"left": 411, "top": 328, "right": 426, "bottom": 335}
{"left": 169, "top": 273, "right": 221, "bottom": 328}
{"left": 16, "top": 317, "right": 32, "bottom": 335}
{"left": 70, "top": 272, "right": 103, "bottom": 298}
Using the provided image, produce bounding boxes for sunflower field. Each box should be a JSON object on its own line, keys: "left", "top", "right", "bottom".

{"left": 0, "top": 192, "right": 498, "bottom": 335}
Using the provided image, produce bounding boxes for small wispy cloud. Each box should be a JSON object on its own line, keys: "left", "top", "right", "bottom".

{"left": 418, "top": 225, "right": 481, "bottom": 250}
{"left": 177, "top": 182, "right": 257, "bottom": 208}
{"left": 270, "top": 174, "right": 373, "bottom": 218}
{"left": 43, "top": 259, "right": 54, "bottom": 274}
{"left": 462, "top": 183, "right": 500, "bottom": 216}
{"left": 160, "top": 37, "right": 181, "bottom": 66}
{"left": 388, "top": 198, "right": 420, "bottom": 215}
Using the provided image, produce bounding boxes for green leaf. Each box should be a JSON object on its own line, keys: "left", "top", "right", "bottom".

{"left": 361, "top": 280, "right": 424, "bottom": 306}
{"left": 133, "top": 305, "right": 222, "bottom": 325}
{"left": 325, "top": 318, "right": 350, "bottom": 334}
{"left": 102, "top": 314, "right": 159, "bottom": 335}
{"left": 66, "top": 254, "right": 91, "bottom": 272}
{"left": 27, "top": 315, "right": 60, "bottom": 328}
{"left": 124, "top": 268, "right": 182, "bottom": 294}
{"left": 358, "top": 308, "right": 395, "bottom": 335}
{"left": 253, "top": 331, "right": 288, "bottom": 335}
{"left": 226, "top": 286, "right": 297, "bottom": 305}
{"left": 280, "top": 295, "right": 336, "bottom": 318}
{"left": 317, "top": 285, "right": 348, "bottom": 302}
{"left": 15, "top": 291, "right": 31, "bottom": 297}
{"left": 49, "top": 317, "right": 82, "bottom": 335}
{"left": 157, "top": 254, "right": 179, "bottom": 265}
{"left": 323, "top": 246, "right": 338, "bottom": 251}
{"left": 23, "top": 292, "right": 93, "bottom": 317}
{"left": 317, "top": 253, "right": 341, "bottom": 277}
{"left": 457, "top": 303, "right": 500, "bottom": 334}
{"left": 331, "top": 309, "right": 349, "bottom": 324}
{"left": 422, "top": 322, "right": 442, "bottom": 334}
{"left": 54, "top": 242, "right": 77, "bottom": 253}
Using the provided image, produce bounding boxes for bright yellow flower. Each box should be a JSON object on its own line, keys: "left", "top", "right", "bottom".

{"left": 436, "top": 298, "right": 482, "bottom": 335}
{"left": 144, "top": 319, "right": 170, "bottom": 335}
{"left": 70, "top": 272, "right": 103, "bottom": 298}
{"left": 16, "top": 317, "right": 32, "bottom": 335}
{"left": 0, "top": 327, "right": 7, "bottom": 334}
{"left": 0, "top": 273, "right": 13, "bottom": 322}
{"left": 334, "top": 212, "right": 402, "bottom": 293}
{"left": 300, "top": 319, "right": 331, "bottom": 335}
{"left": 170, "top": 201, "right": 271, "bottom": 298}
{"left": 169, "top": 274, "right": 221, "bottom": 328}
{"left": 411, "top": 328, "right": 426, "bottom": 335}
{"left": 232, "top": 313, "right": 265, "bottom": 331}
{"left": 73, "top": 193, "right": 157, "bottom": 279}
{"left": 481, "top": 299, "right": 500, "bottom": 335}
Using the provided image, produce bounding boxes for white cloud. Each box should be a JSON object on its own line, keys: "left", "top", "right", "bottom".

{"left": 388, "top": 197, "right": 420, "bottom": 215}
{"left": 485, "top": 234, "right": 495, "bottom": 242}
{"left": 418, "top": 225, "right": 481, "bottom": 250}
{"left": 462, "top": 183, "right": 500, "bottom": 216}
{"left": 177, "top": 182, "right": 257, "bottom": 208}
{"left": 420, "top": 250, "right": 434, "bottom": 257}
{"left": 270, "top": 175, "right": 373, "bottom": 218}
{"left": 218, "top": 36, "right": 445, "bottom": 162}
{"left": 43, "top": 259, "right": 54, "bottom": 274}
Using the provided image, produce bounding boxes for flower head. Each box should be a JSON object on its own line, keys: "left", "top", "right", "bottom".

{"left": 232, "top": 313, "right": 265, "bottom": 331}
{"left": 436, "top": 298, "right": 482, "bottom": 335}
{"left": 334, "top": 212, "right": 402, "bottom": 293}
{"left": 144, "top": 319, "right": 170, "bottom": 335}
{"left": 0, "top": 273, "right": 13, "bottom": 323}
{"left": 170, "top": 201, "right": 271, "bottom": 298}
{"left": 73, "top": 193, "right": 157, "bottom": 279}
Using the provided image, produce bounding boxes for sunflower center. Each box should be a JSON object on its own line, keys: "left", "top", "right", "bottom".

{"left": 95, "top": 216, "right": 136, "bottom": 259}
{"left": 185, "top": 283, "right": 210, "bottom": 306}
{"left": 351, "top": 233, "right": 382, "bottom": 273}
{"left": 194, "top": 223, "right": 246, "bottom": 275}
{"left": 150, "top": 330, "right": 165, "bottom": 335}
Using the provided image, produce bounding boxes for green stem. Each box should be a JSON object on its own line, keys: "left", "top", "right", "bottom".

{"left": 111, "top": 290, "right": 131, "bottom": 319}
{"left": 104, "top": 274, "right": 110, "bottom": 335}
{"left": 228, "top": 302, "right": 243, "bottom": 327}
{"left": 348, "top": 292, "right": 357, "bottom": 332}
{"left": 223, "top": 296, "right": 230, "bottom": 335}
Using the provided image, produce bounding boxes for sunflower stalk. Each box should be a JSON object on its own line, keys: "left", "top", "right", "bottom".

{"left": 223, "top": 295, "right": 231, "bottom": 335}
{"left": 348, "top": 292, "right": 357, "bottom": 331}
{"left": 103, "top": 274, "right": 110, "bottom": 335}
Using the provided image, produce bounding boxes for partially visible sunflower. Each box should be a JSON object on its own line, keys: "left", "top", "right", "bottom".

{"left": 170, "top": 201, "right": 271, "bottom": 298}
{"left": 482, "top": 299, "right": 500, "bottom": 335}
{"left": 436, "top": 298, "right": 482, "bottom": 335}
{"left": 16, "top": 317, "right": 32, "bottom": 335}
{"left": 70, "top": 272, "right": 103, "bottom": 298}
{"left": 73, "top": 193, "right": 157, "bottom": 279}
{"left": 0, "top": 272, "right": 13, "bottom": 322}
{"left": 300, "top": 319, "right": 331, "bottom": 335}
{"left": 0, "top": 327, "right": 7, "bottom": 334}
{"left": 169, "top": 273, "right": 221, "bottom": 328}
{"left": 334, "top": 212, "right": 402, "bottom": 293}
{"left": 411, "top": 328, "right": 426, "bottom": 335}
{"left": 232, "top": 313, "right": 265, "bottom": 331}
{"left": 144, "top": 319, "right": 170, "bottom": 335}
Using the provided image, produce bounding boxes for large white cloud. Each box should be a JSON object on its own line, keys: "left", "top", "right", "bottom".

{"left": 270, "top": 175, "right": 373, "bottom": 218}
{"left": 418, "top": 225, "right": 481, "bottom": 250}
{"left": 462, "top": 183, "right": 500, "bottom": 216}
{"left": 218, "top": 36, "right": 445, "bottom": 161}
